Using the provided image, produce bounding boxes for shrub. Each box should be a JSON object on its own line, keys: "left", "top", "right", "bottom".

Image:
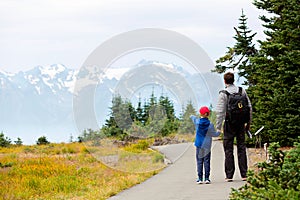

{"left": 0, "top": 132, "right": 11, "bottom": 147}
{"left": 230, "top": 140, "right": 300, "bottom": 199}
{"left": 123, "top": 140, "right": 150, "bottom": 153}
{"left": 152, "top": 153, "right": 164, "bottom": 163}
{"left": 0, "top": 162, "right": 13, "bottom": 168}
{"left": 62, "top": 147, "right": 76, "bottom": 154}
{"left": 14, "top": 137, "right": 23, "bottom": 146}
{"left": 36, "top": 136, "right": 50, "bottom": 145}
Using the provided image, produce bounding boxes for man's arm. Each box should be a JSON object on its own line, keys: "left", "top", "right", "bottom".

{"left": 242, "top": 88, "right": 252, "bottom": 130}
{"left": 215, "top": 92, "right": 227, "bottom": 130}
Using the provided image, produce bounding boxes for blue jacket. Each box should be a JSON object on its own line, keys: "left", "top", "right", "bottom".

{"left": 190, "top": 116, "right": 220, "bottom": 149}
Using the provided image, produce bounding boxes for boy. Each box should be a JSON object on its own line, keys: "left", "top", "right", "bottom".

{"left": 190, "top": 106, "right": 220, "bottom": 184}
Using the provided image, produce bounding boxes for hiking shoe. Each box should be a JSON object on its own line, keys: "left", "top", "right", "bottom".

{"left": 196, "top": 179, "right": 203, "bottom": 184}
{"left": 205, "top": 179, "right": 211, "bottom": 184}
{"left": 225, "top": 178, "right": 233, "bottom": 182}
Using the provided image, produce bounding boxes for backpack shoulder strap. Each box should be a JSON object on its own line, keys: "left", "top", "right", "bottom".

{"left": 219, "top": 90, "right": 230, "bottom": 96}
{"left": 238, "top": 87, "right": 243, "bottom": 95}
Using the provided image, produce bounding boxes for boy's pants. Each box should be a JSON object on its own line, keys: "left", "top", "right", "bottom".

{"left": 196, "top": 147, "right": 211, "bottom": 180}
{"left": 223, "top": 121, "right": 248, "bottom": 179}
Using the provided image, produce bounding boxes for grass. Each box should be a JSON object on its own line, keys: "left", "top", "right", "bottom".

{"left": 0, "top": 133, "right": 265, "bottom": 199}
{"left": 0, "top": 141, "right": 163, "bottom": 200}
{"left": 86, "top": 138, "right": 166, "bottom": 173}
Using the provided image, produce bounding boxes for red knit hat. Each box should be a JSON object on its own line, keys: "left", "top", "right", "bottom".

{"left": 199, "top": 106, "right": 210, "bottom": 115}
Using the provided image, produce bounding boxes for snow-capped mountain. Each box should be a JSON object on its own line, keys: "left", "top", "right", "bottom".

{"left": 0, "top": 61, "right": 223, "bottom": 144}
{"left": 0, "top": 64, "right": 77, "bottom": 144}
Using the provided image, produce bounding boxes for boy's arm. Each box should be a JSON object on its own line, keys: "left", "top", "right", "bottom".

{"left": 207, "top": 123, "right": 221, "bottom": 137}
{"left": 190, "top": 115, "right": 197, "bottom": 124}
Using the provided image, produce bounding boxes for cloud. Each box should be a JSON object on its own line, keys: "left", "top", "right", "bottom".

{"left": 0, "top": 0, "right": 264, "bottom": 72}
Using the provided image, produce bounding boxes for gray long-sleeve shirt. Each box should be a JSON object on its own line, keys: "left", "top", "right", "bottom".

{"left": 215, "top": 84, "right": 252, "bottom": 130}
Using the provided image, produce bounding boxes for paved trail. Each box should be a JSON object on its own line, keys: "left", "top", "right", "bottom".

{"left": 109, "top": 140, "right": 246, "bottom": 200}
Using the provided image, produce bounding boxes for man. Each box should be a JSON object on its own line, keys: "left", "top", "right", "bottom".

{"left": 216, "top": 72, "right": 252, "bottom": 182}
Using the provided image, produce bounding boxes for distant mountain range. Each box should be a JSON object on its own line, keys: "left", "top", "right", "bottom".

{"left": 0, "top": 61, "right": 223, "bottom": 144}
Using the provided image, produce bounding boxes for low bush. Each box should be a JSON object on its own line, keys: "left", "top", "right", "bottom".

{"left": 36, "top": 136, "right": 50, "bottom": 145}
{"left": 152, "top": 153, "right": 164, "bottom": 163}
{"left": 0, "top": 132, "right": 11, "bottom": 147}
{"left": 123, "top": 140, "right": 150, "bottom": 153}
{"left": 230, "top": 140, "right": 300, "bottom": 199}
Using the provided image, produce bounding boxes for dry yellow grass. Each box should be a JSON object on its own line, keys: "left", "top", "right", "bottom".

{"left": 0, "top": 142, "right": 163, "bottom": 200}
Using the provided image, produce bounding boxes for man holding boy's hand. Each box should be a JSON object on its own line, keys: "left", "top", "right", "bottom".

{"left": 216, "top": 72, "right": 252, "bottom": 182}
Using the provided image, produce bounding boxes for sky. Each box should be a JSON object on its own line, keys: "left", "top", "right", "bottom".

{"left": 0, "top": 0, "right": 265, "bottom": 73}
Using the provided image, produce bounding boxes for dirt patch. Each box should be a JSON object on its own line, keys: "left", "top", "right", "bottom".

{"left": 247, "top": 146, "right": 294, "bottom": 171}
{"left": 248, "top": 148, "right": 267, "bottom": 170}
{"left": 0, "top": 166, "right": 11, "bottom": 173}
{"left": 152, "top": 137, "right": 188, "bottom": 146}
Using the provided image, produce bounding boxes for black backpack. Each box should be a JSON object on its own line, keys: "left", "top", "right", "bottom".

{"left": 220, "top": 87, "right": 250, "bottom": 125}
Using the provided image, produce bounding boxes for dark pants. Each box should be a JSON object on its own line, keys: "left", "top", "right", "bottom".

{"left": 196, "top": 147, "right": 211, "bottom": 180}
{"left": 223, "top": 121, "right": 248, "bottom": 179}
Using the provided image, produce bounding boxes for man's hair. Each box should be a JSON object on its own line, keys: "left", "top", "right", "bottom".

{"left": 224, "top": 72, "right": 234, "bottom": 84}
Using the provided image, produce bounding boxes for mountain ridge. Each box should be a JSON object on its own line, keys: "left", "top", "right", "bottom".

{"left": 0, "top": 61, "right": 223, "bottom": 144}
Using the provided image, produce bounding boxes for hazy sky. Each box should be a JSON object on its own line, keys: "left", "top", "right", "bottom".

{"left": 0, "top": 0, "right": 265, "bottom": 72}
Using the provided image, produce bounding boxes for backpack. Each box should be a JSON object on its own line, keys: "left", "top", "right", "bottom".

{"left": 220, "top": 87, "right": 250, "bottom": 125}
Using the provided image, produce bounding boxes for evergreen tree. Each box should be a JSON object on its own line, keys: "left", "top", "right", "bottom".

{"left": 149, "top": 90, "right": 157, "bottom": 107}
{"left": 178, "top": 101, "right": 197, "bottom": 134}
{"left": 208, "top": 103, "right": 217, "bottom": 126}
{"left": 79, "top": 129, "right": 103, "bottom": 142}
{"left": 111, "top": 95, "right": 131, "bottom": 130}
{"left": 213, "top": 10, "right": 257, "bottom": 85}
{"left": 126, "top": 120, "right": 148, "bottom": 138}
{"left": 126, "top": 101, "right": 136, "bottom": 125}
{"left": 102, "top": 95, "right": 132, "bottom": 137}
{"left": 136, "top": 96, "right": 144, "bottom": 123}
{"left": 147, "top": 104, "right": 168, "bottom": 136}
{"left": 102, "top": 92, "right": 180, "bottom": 138}
{"left": 249, "top": 0, "right": 300, "bottom": 146}
{"left": 147, "top": 91, "right": 158, "bottom": 121}
{"left": 158, "top": 95, "right": 179, "bottom": 135}
{"left": 213, "top": 2, "right": 300, "bottom": 146}
{"left": 0, "top": 132, "right": 11, "bottom": 147}
{"left": 159, "top": 96, "right": 176, "bottom": 121}
{"left": 142, "top": 100, "right": 151, "bottom": 124}
{"left": 14, "top": 137, "right": 23, "bottom": 146}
